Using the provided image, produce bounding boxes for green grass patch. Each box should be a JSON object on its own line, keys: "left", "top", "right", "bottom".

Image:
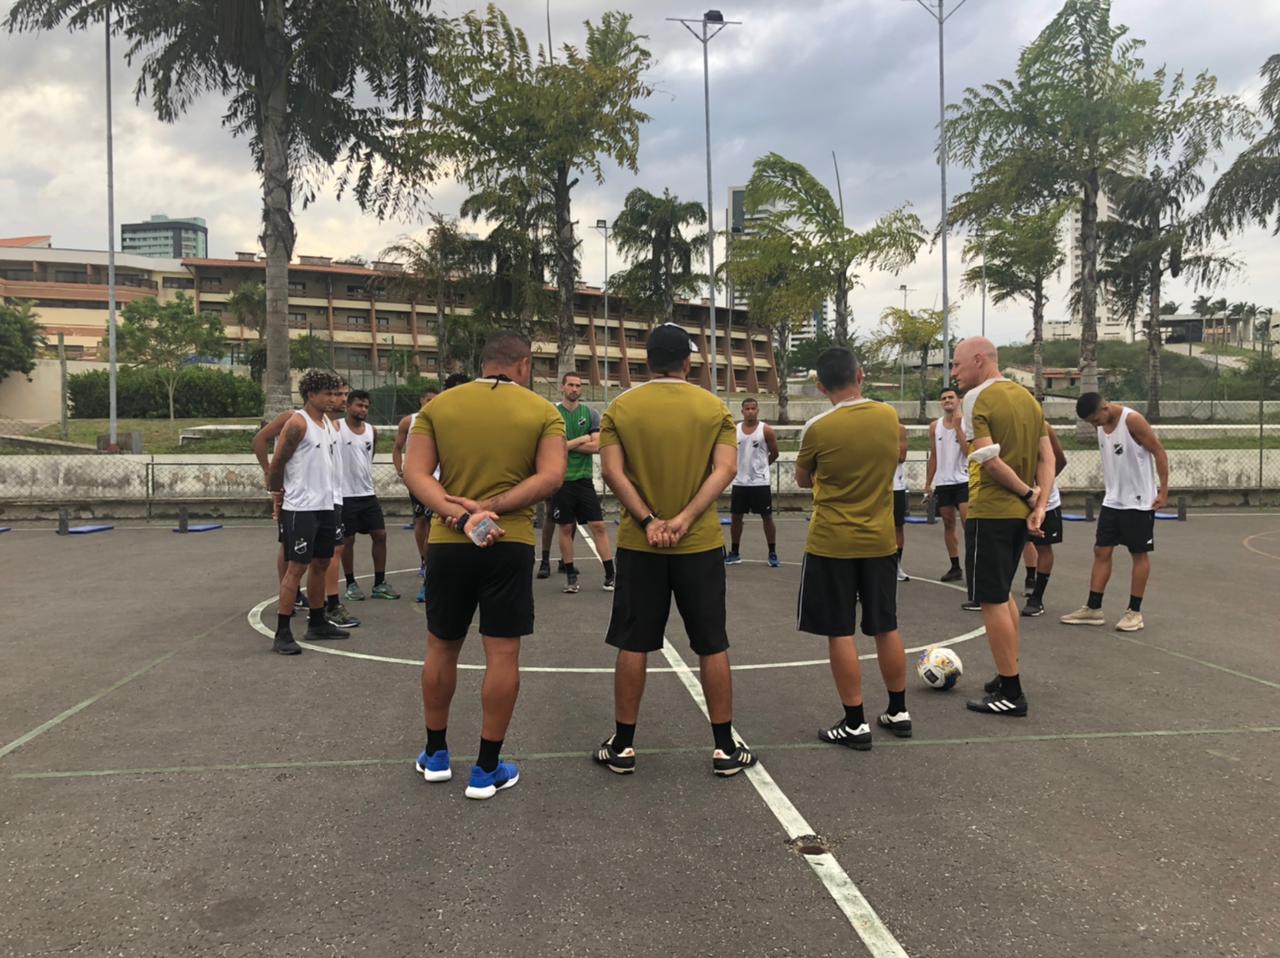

{"left": 28, "top": 418, "right": 261, "bottom": 454}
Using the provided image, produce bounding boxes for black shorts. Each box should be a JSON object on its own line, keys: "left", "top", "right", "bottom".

{"left": 333, "top": 505, "right": 345, "bottom": 543}
{"left": 1034, "top": 506, "right": 1063, "bottom": 546}
{"left": 551, "top": 477, "right": 604, "bottom": 525}
{"left": 730, "top": 484, "right": 773, "bottom": 516}
{"left": 797, "top": 553, "right": 898, "bottom": 637}
{"left": 893, "top": 489, "right": 908, "bottom": 527}
{"left": 341, "top": 495, "right": 385, "bottom": 536}
{"left": 965, "top": 517, "right": 1029, "bottom": 605}
{"left": 424, "top": 542, "right": 535, "bottom": 640}
{"left": 934, "top": 482, "right": 969, "bottom": 509}
{"left": 1096, "top": 506, "right": 1155, "bottom": 554}
{"left": 409, "top": 493, "right": 432, "bottom": 521}
{"left": 278, "top": 508, "right": 338, "bottom": 564}
{"left": 606, "top": 547, "right": 728, "bottom": 657}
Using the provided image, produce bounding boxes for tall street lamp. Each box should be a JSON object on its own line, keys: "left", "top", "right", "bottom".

{"left": 668, "top": 9, "right": 739, "bottom": 393}
{"left": 594, "top": 218, "right": 612, "bottom": 404}
{"left": 104, "top": 3, "right": 119, "bottom": 450}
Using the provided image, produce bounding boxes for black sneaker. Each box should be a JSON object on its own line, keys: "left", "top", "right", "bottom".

{"left": 877, "top": 711, "right": 912, "bottom": 738}
{"left": 273, "top": 633, "right": 301, "bottom": 655}
{"left": 304, "top": 621, "right": 350, "bottom": 642}
{"left": 1021, "top": 600, "right": 1045, "bottom": 617}
{"left": 940, "top": 566, "right": 963, "bottom": 582}
{"left": 563, "top": 571, "right": 579, "bottom": 594}
{"left": 712, "top": 743, "right": 758, "bottom": 776}
{"left": 326, "top": 603, "right": 360, "bottom": 628}
{"left": 602, "top": 575, "right": 615, "bottom": 592}
{"left": 961, "top": 600, "right": 982, "bottom": 612}
{"left": 983, "top": 675, "right": 1002, "bottom": 694}
{"left": 294, "top": 590, "right": 308, "bottom": 610}
{"left": 965, "top": 692, "right": 1028, "bottom": 717}
{"left": 536, "top": 559, "right": 551, "bottom": 579}
{"left": 818, "top": 720, "right": 872, "bottom": 751}
{"left": 592, "top": 736, "right": 636, "bottom": 774}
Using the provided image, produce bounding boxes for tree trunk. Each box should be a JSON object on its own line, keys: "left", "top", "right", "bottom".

{"left": 435, "top": 259, "right": 448, "bottom": 376}
{"left": 554, "top": 164, "right": 576, "bottom": 379}
{"left": 662, "top": 246, "right": 675, "bottom": 324}
{"left": 1075, "top": 170, "right": 1101, "bottom": 439}
{"left": 775, "top": 322, "right": 790, "bottom": 424}
{"left": 834, "top": 271, "right": 849, "bottom": 345}
{"left": 259, "top": 0, "right": 295, "bottom": 417}
{"left": 167, "top": 375, "right": 177, "bottom": 422}
{"left": 1146, "top": 265, "right": 1162, "bottom": 423}
{"left": 918, "top": 348, "right": 929, "bottom": 423}
{"left": 1032, "top": 278, "right": 1045, "bottom": 401}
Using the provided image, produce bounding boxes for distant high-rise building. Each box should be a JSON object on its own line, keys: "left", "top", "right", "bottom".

{"left": 121, "top": 213, "right": 208, "bottom": 259}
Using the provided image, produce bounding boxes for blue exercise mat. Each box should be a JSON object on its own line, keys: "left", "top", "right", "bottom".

{"left": 719, "top": 516, "right": 732, "bottom": 525}
{"left": 0, "top": 527, "right": 10, "bottom": 534}
{"left": 403, "top": 522, "right": 415, "bottom": 530}
{"left": 1155, "top": 512, "right": 1178, "bottom": 520}
{"left": 68, "top": 524, "right": 113, "bottom": 534}
{"left": 1062, "top": 513, "right": 1091, "bottom": 522}
{"left": 174, "top": 523, "right": 223, "bottom": 533}
{"left": 904, "top": 516, "right": 929, "bottom": 525}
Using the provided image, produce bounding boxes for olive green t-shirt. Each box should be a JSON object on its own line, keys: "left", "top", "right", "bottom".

{"left": 598, "top": 379, "right": 737, "bottom": 555}
{"left": 796, "top": 399, "right": 899, "bottom": 559}
{"left": 411, "top": 379, "right": 565, "bottom": 545}
{"left": 558, "top": 402, "right": 600, "bottom": 482}
{"left": 962, "top": 378, "right": 1047, "bottom": 520}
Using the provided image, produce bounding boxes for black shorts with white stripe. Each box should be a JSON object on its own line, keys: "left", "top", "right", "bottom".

{"left": 964, "top": 517, "right": 1028, "bottom": 605}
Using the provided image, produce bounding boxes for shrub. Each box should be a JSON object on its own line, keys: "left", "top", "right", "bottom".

{"left": 68, "top": 367, "right": 264, "bottom": 418}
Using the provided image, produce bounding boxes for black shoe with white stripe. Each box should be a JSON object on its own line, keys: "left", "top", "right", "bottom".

{"left": 961, "top": 600, "right": 982, "bottom": 612}
{"left": 877, "top": 711, "right": 912, "bottom": 738}
{"left": 965, "top": 692, "right": 1028, "bottom": 717}
{"left": 592, "top": 735, "right": 636, "bottom": 774}
{"left": 712, "top": 744, "right": 758, "bottom": 776}
{"left": 818, "top": 720, "right": 872, "bottom": 750}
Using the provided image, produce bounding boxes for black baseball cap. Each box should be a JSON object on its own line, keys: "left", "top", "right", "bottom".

{"left": 646, "top": 322, "right": 699, "bottom": 371}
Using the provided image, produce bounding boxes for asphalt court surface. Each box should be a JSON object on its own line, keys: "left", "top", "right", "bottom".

{"left": 2, "top": 511, "right": 1278, "bottom": 957}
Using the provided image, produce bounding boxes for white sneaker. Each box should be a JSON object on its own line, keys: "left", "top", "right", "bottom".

{"left": 896, "top": 564, "right": 910, "bottom": 583}
{"left": 1060, "top": 605, "right": 1105, "bottom": 626}
{"left": 1114, "top": 610, "right": 1144, "bottom": 632}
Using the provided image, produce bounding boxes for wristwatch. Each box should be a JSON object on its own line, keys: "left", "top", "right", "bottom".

{"left": 1020, "top": 487, "right": 1036, "bottom": 504}
{"left": 457, "top": 511, "right": 473, "bottom": 529}
{"left": 640, "top": 513, "right": 657, "bottom": 529}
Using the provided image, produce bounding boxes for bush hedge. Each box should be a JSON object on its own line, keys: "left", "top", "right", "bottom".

{"left": 68, "top": 367, "right": 264, "bottom": 418}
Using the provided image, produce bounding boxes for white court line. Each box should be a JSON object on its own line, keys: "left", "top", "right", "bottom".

{"left": 579, "top": 526, "right": 910, "bottom": 958}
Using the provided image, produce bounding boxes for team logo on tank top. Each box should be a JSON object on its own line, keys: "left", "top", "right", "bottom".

{"left": 1113, "top": 442, "right": 1124, "bottom": 455}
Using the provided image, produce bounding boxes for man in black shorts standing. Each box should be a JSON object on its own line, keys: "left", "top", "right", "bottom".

{"left": 1020, "top": 419, "right": 1067, "bottom": 617}
{"left": 725, "top": 397, "right": 780, "bottom": 567}
{"left": 925, "top": 387, "right": 970, "bottom": 582}
{"left": 404, "top": 334, "right": 565, "bottom": 800}
{"left": 393, "top": 384, "right": 439, "bottom": 602}
{"left": 892, "top": 423, "right": 910, "bottom": 582}
{"left": 592, "top": 323, "right": 757, "bottom": 778}
{"left": 953, "top": 337, "right": 1055, "bottom": 716}
{"left": 339, "top": 389, "right": 399, "bottom": 601}
{"left": 551, "top": 373, "right": 615, "bottom": 593}
{"left": 796, "top": 347, "right": 912, "bottom": 749}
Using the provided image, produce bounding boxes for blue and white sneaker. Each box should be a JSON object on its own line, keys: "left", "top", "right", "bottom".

{"left": 418, "top": 563, "right": 426, "bottom": 578}
{"left": 724, "top": 550, "right": 742, "bottom": 565}
{"left": 415, "top": 583, "right": 426, "bottom": 603}
{"left": 768, "top": 552, "right": 780, "bottom": 568}
{"left": 414, "top": 748, "right": 451, "bottom": 782}
{"left": 464, "top": 760, "right": 520, "bottom": 800}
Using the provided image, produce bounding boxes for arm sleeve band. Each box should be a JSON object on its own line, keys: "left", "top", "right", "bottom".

{"left": 968, "top": 443, "right": 1001, "bottom": 465}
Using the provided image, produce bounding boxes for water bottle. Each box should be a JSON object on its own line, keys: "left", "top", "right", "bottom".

{"left": 468, "top": 515, "right": 499, "bottom": 546}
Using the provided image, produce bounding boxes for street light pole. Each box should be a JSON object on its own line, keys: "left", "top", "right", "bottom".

{"left": 594, "top": 219, "right": 612, "bottom": 404}
{"left": 104, "top": 3, "right": 119, "bottom": 449}
{"left": 669, "top": 10, "right": 739, "bottom": 394}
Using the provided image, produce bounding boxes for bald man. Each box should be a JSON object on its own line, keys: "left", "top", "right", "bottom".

{"left": 951, "top": 338, "right": 1055, "bottom": 717}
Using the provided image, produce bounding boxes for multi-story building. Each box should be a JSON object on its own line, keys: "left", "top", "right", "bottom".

{"left": 121, "top": 214, "right": 209, "bottom": 259}
{"left": 0, "top": 239, "right": 778, "bottom": 393}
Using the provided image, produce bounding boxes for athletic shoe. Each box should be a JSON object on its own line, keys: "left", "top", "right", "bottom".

{"left": 371, "top": 581, "right": 401, "bottom": 600}
{"left": 417, "top": 564, "right": 426, "bottom": 578}
{"left": 304, "top": 621, "right": 350, "bottom": 642}
{"left": 602, "top": 575, "right": 615, "bottom": 592}
{"left": 294, "top": 590, "right": 308, "bottom": 610}
{"left": 464, "top": 760, "right": 519, "bottom": 800}
{"left": 961, "top": 600, "right": 982, "bottom": 612}
{"left": 536, "top": 559, "right": 551, "bottom": 579}
{"left": 1021, "top": 600, "right": 1045, "bottom": 617}
{"left": 414, "top": 748, "right": 452, "bottom": 783}
{"left": 563, "top": 571, "right": 579, "bottom": 594}
{"left": 273, "top": 633, "right": 301, "bottom": 655}
{"left": 344, "top": 582, "right": 366, "bottom": 602}
{"left": 877, "top": 711, "right": 912, "bottom": 738}
{"left": 1115, "top": 610, "right": 1145, "bottom": 632}
{"left": 818, "top": 720, "right": 872, "bottom": 751}
{"left": 327, "top": 604, "right": 360, "bottom": 628}
{"left": 965, "top": 692, "right": 1028, "bottom": 717}
{"left": 415, "top": 584, "right": 426, "bottom": 603}
{"left": 1060, "top": 605, "right": 1105, "bottom": 626}
{"left": 940, "top": 566, "right": 963, "bottom": 582}
{"left": 896, "top": 564, "right": 910, "bottom": 583}
{"left": 712, "top": 744, "right": 758, "bottom": 776}
{"left": 724, "top": 550, "right": 743, "bottom": 565}
{"left": 768, "top": 552, "right": 780, "bottom": 568}
{"left": 592, "top": 736, "right": 636, "bottom": 774}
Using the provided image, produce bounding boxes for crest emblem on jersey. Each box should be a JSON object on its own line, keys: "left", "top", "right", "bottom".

{"left": 294, "top": 537, "right": 308, "bottom": 553}
{"left": 1113, "top": 443, "right": 1124, "bottom": 455}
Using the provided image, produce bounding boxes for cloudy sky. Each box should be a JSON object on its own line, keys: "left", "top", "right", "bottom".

{"left": 1, "top": 0, "right": 1276, "bottom": 346}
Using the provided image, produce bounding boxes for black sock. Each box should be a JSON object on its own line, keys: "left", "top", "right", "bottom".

{"left": 308, "top": 607, "right": 325, "bottom": 626}
{"left": 275, "top": 613, "right": 292, "bottom": 635}
{"left": 950, "top": 556, "right": 961, "bottom": 570}
{"left": 887, "top": 688, "right": 906, "bottom": 715}
{"left": 326, "top": 594, "right": 339, "bottom": 611}
{"left": 564, "top": 563, "right": 577, "bottom": 575}
{"left": 711, "top": 720, "right": 736, "bottom": 754}
{"left": 843, "top": 703, "right": 865, "bottom": 728}
{"left": 613, "top": 721, "right": 635, "bottom": 751}
{"left": 1128, "top": 595, "right": 1143, "bottom": 612}
{"left": 603, "top": 559, "right": 615, "bottom": 578}
{"left": 1087, "top": 590, "right": 1104, "bottom": 610}
{"left": 1025, "top": 564, "right": 1036, "bottom": 583}
{"left": 541, "top": 549, "right": 550, "bottom": 562}
{"left": 425, "top": 727, "right": 447, "bottom": 757}
{"left": 767, "top": 542, "right": 776, "bottom": 553}
{"left": 730, "top": 540, "right": 740, "bottom": 553}
{"left": 477, "top": 737, "right": 502, "bottom": 773}
{"left": 1000, "top": 673, "right": 1023, "bottom": 699}
{"left": 1032, "top": 572, "right": 1050, "bottom": 603}
{"left": 345, "top": 572, "right": 356, "bottom": 586}
{"left": 374, "top": 571, "right": 386, "bottom": 586}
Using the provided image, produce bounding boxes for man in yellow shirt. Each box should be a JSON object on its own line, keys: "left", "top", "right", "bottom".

{"left": 952, "top": 336, "right": 1055, "bottom": 718}
{"left": 404, "top": 332, "right": 566, "bottom": 800}
{"left": 795, "top": 347, "right": 911, "bottom": 750}
{"left": 592, "top": 323, "right": 758, "bottom": 778}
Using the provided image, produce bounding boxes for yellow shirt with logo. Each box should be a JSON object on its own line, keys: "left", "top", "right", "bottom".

{"left": 598, "top": 380, "right": 737, "bottom": 555}
{"left": 962, "top": 378, "right": 1047, "bottom": 520}
{"left": 412, "top": 379, "right": 565, "bottom": 546}
{"left": 796, "top": 399, "right": 899, "bottom": 559}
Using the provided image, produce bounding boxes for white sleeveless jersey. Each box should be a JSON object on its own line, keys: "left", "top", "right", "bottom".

{"left": 893, "top": 462, "right": 908, "bottom": 492}
{"left": 338, "top": 419, "right": 376, "bottom": 498}
{"left": 326, "top": 418, "right": 343, "bottom": 506}
{"left": 734, "top": 422, "right": 771, "bottom": 487}
{"left": 1047, "top": 484, "right": 1061, "bottom": 511}
{"left": 1099, "top": 406, "right": 1157, "bottom": 510}
{"left": 932, "top": 417, "right": 969, "bottom": 486}
{"left": 282, "top": 412, "right": 336, "bottom": 512}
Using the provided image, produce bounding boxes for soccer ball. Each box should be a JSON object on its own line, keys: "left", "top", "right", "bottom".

{"left": 917, "top": 647, "right": 963, "bottom": 690}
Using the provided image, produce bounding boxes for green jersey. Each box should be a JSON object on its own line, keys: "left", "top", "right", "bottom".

{"left": 558, "top": 402, "right": 600, "bottom": 481}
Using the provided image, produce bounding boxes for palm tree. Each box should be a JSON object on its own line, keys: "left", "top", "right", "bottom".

{"left": 608, "top": 188, "right": 707, "bottom": 324}
{"left": 225, "top": 282, "right": 267, "bottom": 341}
{"left": 7, "top": 1, "right": 443, "bottom": 415}
{"left": 1160, "top": 301, "right": 1181, "bottom": 315}
{"left": 1205, "top": 54, "right": 1279, "bottom": 237}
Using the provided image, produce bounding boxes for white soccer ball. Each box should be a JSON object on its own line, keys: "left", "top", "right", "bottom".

{"left": 917, "top": 646, "right": 963, "bottom": 690}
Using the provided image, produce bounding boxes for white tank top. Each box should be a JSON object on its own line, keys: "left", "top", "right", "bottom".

{"left": 327, "top": 419, "right": 343, "bottom": 506}
{"left": 338, "top": 419, "right": 376, "bottom": 498}
{"left": 893, "top": 462, "right": 908, "bottom": 492}
{"left": 735, "top": 422, "right": 771, "bottom": 486}
{"left": 932, "top": 418, "right": 969, "bottom": 486}
{"left": 1047, "top": 484, "right": 1061, "bottom": 511}
{"left": 282, "top": 412, "right": 336, "bottom": 512}
{"left": 1099, "top": 406, "right": 1157, "bottom": 510}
